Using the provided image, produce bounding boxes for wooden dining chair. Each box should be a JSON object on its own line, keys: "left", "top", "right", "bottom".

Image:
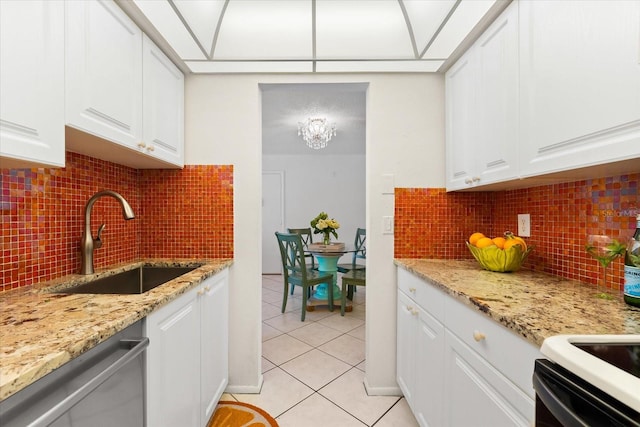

{"left": 341, "top": 268, "right": 365, "bottom": 316}
{"left": 287, "top": 227, "right": 316, "bottom": 295}
{"left": 337, "top": 228, "right": 366, "bottom": 273}
{"left": 275, "top": 232, "right": 333, "bottom": 321}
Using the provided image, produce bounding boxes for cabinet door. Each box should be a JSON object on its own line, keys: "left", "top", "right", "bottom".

{"left": 445, "top": 331, "right": 533, "bottom": 427}
{"left": 0, "top": 0, "right": 65, "bottom": 168}
{"left": 519, "top": 0, "right": 640, "bottom": 176}
{"left": 200, "top": 271, "right": 229, "bottom": 424}
{"left": 445, "top": 49, "right": 477, "bottom": 190}
{"left": 413, "top": 305, "right": 445, "bottom": 427}
{"left": 396, "top": 290, "right": 417, "bottom": 407}
{"left": 146, "top": 290, "right": 200, "bottom": 427}
{"left": 66, "top": 0, "right": 143, "bottom": 149}
{"left": 475, "top": 1, "right": 518, "bottom": 185}
{"left": 142, "top": 35, "right": 184, "bottom": 167}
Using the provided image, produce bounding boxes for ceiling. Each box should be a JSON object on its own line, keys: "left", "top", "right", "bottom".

{"left": 116, "top": 1, "right": 508, "bottom": 155}
{"left": 119, "top": 0, "right": 508, "bottom": 74}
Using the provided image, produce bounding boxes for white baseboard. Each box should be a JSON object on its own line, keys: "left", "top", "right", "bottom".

{"left": 225, "top": 374, "right": 264, "bottom": 394}
{"left": 363, "top": 376, "right": 402, "bottom": 396}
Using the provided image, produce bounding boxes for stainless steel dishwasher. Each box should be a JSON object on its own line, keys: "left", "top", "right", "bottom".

{"left": 0, "top": 320, "right": 148, "bottom": 427}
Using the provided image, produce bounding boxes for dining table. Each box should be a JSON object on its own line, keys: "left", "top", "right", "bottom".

{"left": 304, "top": 243, "right": 357, "bottom": 312}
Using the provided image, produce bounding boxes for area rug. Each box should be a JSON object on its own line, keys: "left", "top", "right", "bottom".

{"left": 208, "top": 401, "right": 279, "bottom": 427}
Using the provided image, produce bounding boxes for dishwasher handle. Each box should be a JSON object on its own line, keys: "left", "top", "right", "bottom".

{"left": 29, "top": 337, "right": 149, "bottom": 427}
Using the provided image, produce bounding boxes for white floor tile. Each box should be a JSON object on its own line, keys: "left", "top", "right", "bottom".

{"left": 318, "top": 313, "right": 365, "bottom": 333}
{"left": 262, "top": 288, "right": 283, "bottom": 304}
{"left": 276, "top": 393, "right": 367, "bottom": 427}
{"left": 318, "top": 334, "right": 365, "bottom": 366}
{"left": 252, "top": 275, "right": 411, "bottom": 427}
{"left": 232, "top": 367, "right": 313, "bottom": 418}
{"left": 319, "top": 368, "right": 401, "bottom": 426}
{"left": 264, "top": 311, "right": 309, "bottom": 333}
{"left": 280, "top": 349, "right": 351, "bottom": 390}
{"left": 262, "top": 303, "right": 283, "bottom": 321}
{"left": 262, "top": 322, "right": 283, "bottom": 341}
{"left": 347, "top": 324, "right": 366, "bottom": 341}
{"left": 262, "top": 333, "right": 313, "bottom": 365}
{"left": 262, "top": 357, "right": 276, "bottom": 373}
{"left": 287, "top": 321, "right": 344, "bottom": 348}
{"left": 373, "top": 398, "right": 420, "bottom": 427}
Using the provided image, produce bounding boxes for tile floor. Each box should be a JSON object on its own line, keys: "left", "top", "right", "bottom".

{"left": 220, "top": 274, "right": 420, "bottom": 426}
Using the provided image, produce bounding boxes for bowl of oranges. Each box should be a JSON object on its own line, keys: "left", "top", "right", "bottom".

{"left": 466, "top": 231, "right": 533, "bottom": 272}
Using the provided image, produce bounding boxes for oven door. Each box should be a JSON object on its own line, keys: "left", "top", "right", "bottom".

{"left": 533, "top": 359, "right": 640, "bottom": 427}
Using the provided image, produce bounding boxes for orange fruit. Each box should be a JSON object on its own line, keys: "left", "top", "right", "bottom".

{"left": 504, "top": 239, "right": 525, "bottom": 251}
{"left": 475, "top": 237, "right": 494, "bottom": 248}
{"left": 491, "top": 237, "right": 506, "bottom": 249}
{"left": 469, "top": 232, "right": 485, "bottom": 246}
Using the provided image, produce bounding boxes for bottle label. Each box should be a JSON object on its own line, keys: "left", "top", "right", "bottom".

{"left": 624, "top": 265, "right": 640, "bottom": 297}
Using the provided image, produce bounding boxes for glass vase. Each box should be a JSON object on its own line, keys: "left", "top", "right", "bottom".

{"left": 323, "top": 232, "right": 331, "bottom": 245}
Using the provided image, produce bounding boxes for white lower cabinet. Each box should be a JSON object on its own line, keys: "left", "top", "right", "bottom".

{"left": 145, "top": 269, "right": 228, "bottom": 427}
{"left": 397, "top": 268, "right": 540, "bottom": 427}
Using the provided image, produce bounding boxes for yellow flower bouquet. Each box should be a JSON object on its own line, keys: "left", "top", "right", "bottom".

{"left": 310, "top": 212, "right": 340, "bottom": 245}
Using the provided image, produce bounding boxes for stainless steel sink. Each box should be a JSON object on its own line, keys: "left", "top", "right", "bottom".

{"left": 52, "top": 266, "right": 199, "bottom": 294}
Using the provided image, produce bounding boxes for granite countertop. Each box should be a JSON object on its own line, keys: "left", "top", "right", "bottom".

{"left": 0, "top": 258, "right": 233, "bottom": 401}
{"left": 394, "top": 259, "right": 640, "bottom": 347}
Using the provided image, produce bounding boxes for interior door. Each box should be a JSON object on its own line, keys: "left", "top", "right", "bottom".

{"left": 262, "top": 171, "right": 284, "bottom": 274}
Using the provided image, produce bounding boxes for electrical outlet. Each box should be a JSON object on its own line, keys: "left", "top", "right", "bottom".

{"left": 518, "top": 214, "right": 531, "bottom": 237}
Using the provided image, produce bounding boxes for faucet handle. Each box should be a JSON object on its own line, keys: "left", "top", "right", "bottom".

{"left": 94, "top": 223, "right": 106, "bottom": 249}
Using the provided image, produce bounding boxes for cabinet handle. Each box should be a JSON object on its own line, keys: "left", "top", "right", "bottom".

{"left": 464, "top": 178, "right": 473, "bottom": 184}
{"left": 409, "top": 287, "right": 416, "bottom": 293}
{"left": 473, "top": 330, "right": 486, "bottom": 342}
{"left": 472, "top": 176, "right": 480, "bottom": 182}
{"left": 137, "top": 142, "right": 146, "bottom": 149}
{"left": 411, "top": 308, "right": 419, "bottom": 316}
{"left": 197, "top": 289, "right": 205, "bottom": 296}
{"left": 146, "top": 145, "right": 155, "bottom": 152}
{"left": 204, "top": 286, "right": 211, "bottom": 292}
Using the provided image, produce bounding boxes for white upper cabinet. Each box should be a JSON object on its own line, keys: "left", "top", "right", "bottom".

{"left": 446, "top": 1, "right": 519, "bottom": 190}
{"left": 446, "top": 49, "right": 478, "bottom": 190}
{"left": 142, "top": 34, "right": 184, "bottom": 166}
{"left": 0, "top": 0, "right": 65, "bottom": 168}
{"left": 65, "top": 0, "right": 143, "bottom": 150}
{"left": 65, "top": 0, "right": 184, "bottom": 168}
{"left": 519, "top": 0, "right": 640, "bottom": 177}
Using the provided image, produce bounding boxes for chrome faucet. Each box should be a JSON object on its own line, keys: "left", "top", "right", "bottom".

{"left": 80, "top": 190, "right": 135, "bottom": 275}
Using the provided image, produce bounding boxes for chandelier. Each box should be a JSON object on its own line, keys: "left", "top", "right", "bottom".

{"left": 297, "top": 117, "right": 337, "bottom": 150}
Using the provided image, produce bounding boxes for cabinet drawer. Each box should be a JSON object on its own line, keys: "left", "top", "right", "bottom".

{"left": 397, "top": 268, "right": 445, "bottom": 322}
{"left": 446, "top": 330, "right": 534, "bottom": 426}
{"left": 445, "top": 295, "right": 541, "bottom": 397}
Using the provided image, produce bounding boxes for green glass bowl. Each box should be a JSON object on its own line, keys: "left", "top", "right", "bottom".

{"left": 466, "top": 241, "right": 533, "bottom": 272}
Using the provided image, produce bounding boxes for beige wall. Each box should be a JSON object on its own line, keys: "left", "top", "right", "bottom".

{"left": 185, "top": 73, "right": 445, "bottom": 393}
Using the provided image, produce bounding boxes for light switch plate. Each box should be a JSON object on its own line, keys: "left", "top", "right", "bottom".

{"left": 518, "top": 214, "right": 531, "bottom": 237}
{"left": 383, "top": 216, "right": 394, "bottom": 234}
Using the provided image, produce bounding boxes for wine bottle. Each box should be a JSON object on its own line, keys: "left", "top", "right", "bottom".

{"left": 624, "top": 214, "right": 640, "bottom": 307}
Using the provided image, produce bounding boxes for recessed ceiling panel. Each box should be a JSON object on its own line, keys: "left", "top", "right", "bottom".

{"left": 423, "top": 0, "right": 495, "bottom": 59}
{"left": 185, "top": 61, "right": 314, "bottom": 73}
{"left": 173, "top": 0, "right": 226, "bottom": 56}
{"left": 316, "top": 0, "right": 414, "bottom": 59}
{"left": 214, "top": 0, "right": 312, "bottom": 60}
{"left": 403, "top": 0, "right": 457, "bottom": 58}
{"left": 316, "top": 60, "right": 444, "bottom": 73}
{"left": 133, "top": 0, "right": 206, "bottom": 60}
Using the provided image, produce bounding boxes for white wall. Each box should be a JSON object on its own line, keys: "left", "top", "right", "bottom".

{"left": 263, "top": 153, "right": 365, "bottom": 245}
{"left": 185, "top": 73, "right": 445, "bottom": 394}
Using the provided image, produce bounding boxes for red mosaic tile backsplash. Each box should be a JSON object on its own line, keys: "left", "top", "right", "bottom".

{"left": 395, "top": 173, "right": 639, "bottom": 291}
{"left": 1, "top": 152, "right": 233, "bottom": 292}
